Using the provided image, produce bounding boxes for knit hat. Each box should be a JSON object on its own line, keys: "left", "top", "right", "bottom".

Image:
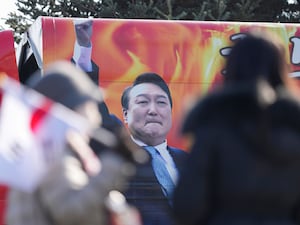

{"left": 29, "top": 60, "right": 103, "bottom": 110}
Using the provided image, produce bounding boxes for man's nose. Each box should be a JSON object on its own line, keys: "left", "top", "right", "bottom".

{"left": 148, "top": 102, "right": 158, "bottom": 114}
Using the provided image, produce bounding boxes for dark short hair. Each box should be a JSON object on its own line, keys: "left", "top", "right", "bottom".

{"left": 121, "top": 72, "right": 173, "bottom": 109}
{"left": 121, "top": 86, "right": 132, "bottom": 110}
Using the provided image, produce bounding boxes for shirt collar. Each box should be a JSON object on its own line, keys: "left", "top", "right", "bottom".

{"left": 130, "top": 136, "right": 168, "bottom": 152}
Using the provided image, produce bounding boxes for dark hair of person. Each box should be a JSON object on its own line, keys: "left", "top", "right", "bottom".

{"left": 121, "top": 72, "right": 173, "bottom": 109}
{"left": 224, "top": 31, "right": 288, "bottom": 89}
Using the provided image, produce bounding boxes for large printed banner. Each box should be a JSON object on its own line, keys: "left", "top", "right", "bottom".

{"left": 0, "top": 30, "right": 18, "bottom": 81}
{"left": 29, "top": 17, "right": 300, "bottom": 149}
{"left": 0, "top": 29, "right": 19, "bottom": 225}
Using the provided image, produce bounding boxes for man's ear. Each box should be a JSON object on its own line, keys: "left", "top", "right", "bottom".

{"left": 122, "top": 108, "right": 128, "bottom": 123}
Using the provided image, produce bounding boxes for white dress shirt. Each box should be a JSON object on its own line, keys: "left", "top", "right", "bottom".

{"left": 72, "top": 41, "right": 93, "bottom": 72}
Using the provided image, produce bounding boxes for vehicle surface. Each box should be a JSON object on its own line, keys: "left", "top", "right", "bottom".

{"left": 0, "top": 29, "right": 18, "bottom": 225}
{"left": 2, "top": 17, "right": 300, "bottom": 225}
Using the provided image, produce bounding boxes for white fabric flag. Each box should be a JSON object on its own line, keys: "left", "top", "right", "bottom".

{"left": 0, "top": 76, "right": 91, "bottom": 192}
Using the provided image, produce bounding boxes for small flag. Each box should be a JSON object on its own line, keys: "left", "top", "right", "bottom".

{"left": 0, "top": 76, "right": 92, "bottom": 192}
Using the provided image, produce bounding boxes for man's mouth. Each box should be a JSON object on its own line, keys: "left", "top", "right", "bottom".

{"left": 146, "top": 121, "right": 162, "bottom": 125}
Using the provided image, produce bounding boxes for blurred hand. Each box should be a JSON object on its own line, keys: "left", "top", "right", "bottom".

{"left": 74, "top": 19, "right": 93, "bottom": 47}
{"left": 66, "top": 129, "right": 101, "bottom": 176}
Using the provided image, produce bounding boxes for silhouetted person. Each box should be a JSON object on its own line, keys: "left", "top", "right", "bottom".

{"left": 5, "top": 61, "right": 141, "bottom": 225}
{"left": 173, "top": 30, "right": 300, "bottom": 225}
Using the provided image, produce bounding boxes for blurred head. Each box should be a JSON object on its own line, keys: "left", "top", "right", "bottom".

{"left": 29, "top": 60, "right": 103, "bottom": 126}
{"left": 224, "top": 30, "right": 289, "bottom": 88}
{"left": 121, "top": 73, "right": 172, "bottom": 146}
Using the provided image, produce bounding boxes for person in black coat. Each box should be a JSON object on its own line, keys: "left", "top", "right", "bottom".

{"left": 173, "top": 30, "right": 300, "bottom": 225}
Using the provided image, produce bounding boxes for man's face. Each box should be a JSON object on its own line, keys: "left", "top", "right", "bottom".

{"left": 123, "top": 83, "right": 172, "bottom": 146}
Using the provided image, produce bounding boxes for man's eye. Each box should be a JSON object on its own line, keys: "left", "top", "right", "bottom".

{"left": 138, "top": 100, "right": 148, "bottom": 104}
{"left": 157, "top": 101, "right": 167, "bottom": 105}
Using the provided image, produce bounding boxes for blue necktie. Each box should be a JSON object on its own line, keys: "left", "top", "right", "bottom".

{"left": 144, "top": 146, "right": 175, "bottom": 199}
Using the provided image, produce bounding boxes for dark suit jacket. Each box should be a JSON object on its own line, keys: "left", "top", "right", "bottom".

{"left": 71, "top": 58, "right": 99, "bottom": 85}
{"left": 124, "top": 146, "right": 188, "bottom": 225}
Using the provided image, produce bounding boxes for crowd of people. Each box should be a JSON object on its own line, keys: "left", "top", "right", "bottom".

{"left": 2, "top": 24, "right": 300, "bottom": 225}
